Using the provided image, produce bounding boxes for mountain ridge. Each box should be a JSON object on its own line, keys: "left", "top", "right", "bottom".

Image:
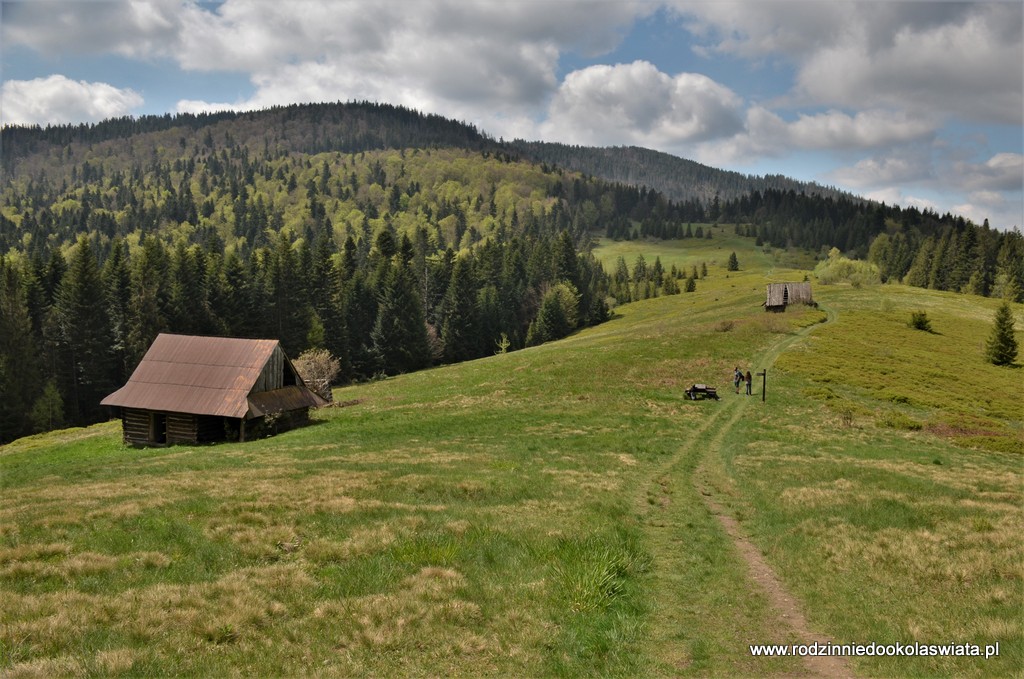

{"left": 3, "top": 101, "right": 859, "bottom": 210}
{"left": 509, "top": 140, "right": 860, "bottom": 206}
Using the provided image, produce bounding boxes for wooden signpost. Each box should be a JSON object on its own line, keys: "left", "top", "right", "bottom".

{"left": 757, "top": 369, "right": 767, "bottom": 402}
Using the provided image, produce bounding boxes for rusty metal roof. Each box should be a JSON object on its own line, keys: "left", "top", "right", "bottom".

{"left": 248, "top": 385, "right": 326, "bottom": 417}
{"left": 101, "top": 334, "right": 323, "bottom": 419}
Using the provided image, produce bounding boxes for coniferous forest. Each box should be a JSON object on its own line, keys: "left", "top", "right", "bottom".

{"left": 0, "top": 103, "right": 647, "bottom": 442}
{"left": 1, "top": 102, "right": 1021, "bottom": 443}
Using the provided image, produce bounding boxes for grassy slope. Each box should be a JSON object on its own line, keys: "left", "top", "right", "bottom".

{"left": 1, "top": 227, "right": 1020, "bottom": 677}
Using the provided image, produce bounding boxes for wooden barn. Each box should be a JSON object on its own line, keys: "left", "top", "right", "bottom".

{"left": 101, "top": 334, "right": 326, "bottom": 446}
{"left": 764, "top": 282, "right": 814, "bottom": 312}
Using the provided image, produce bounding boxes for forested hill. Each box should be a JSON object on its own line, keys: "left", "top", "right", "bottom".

{"left": 4, "top": 102, "right": 850, "bottom": 207}
{"left": 510, "top": 140, "right": 855, "bottom": 205}
{"left": 1, "top": 101, "right": 497, "bottom": 172}
{"left": 1, "top": 101, "right": 1021, "bottom": 444}
{"left": 0, "top": 101, "right": 682, "bottom": 443}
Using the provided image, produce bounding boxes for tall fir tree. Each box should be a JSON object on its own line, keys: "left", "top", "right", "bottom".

{"left": 342, "top": 273, "right": 378, "bottom": 379}
{"left": 371, "top": 259, "right": 431, "bottom": 375}
{"left": 102, "top": 238, "right": 132, "bottom": 383}
{"left": 440, "top": 255, "right": 479, "bottom": 362}
{"left": 0, "top": 258, "right": 43, "bottom": 442}
{"left": 266, "top": 232, "right": 313, "bottom": 356}
{"left": 128, "top": 235, "right": 171, "bottom": 366}
{"left": 985, "top": 302, "right": 1019, "bottom": 366}
{"left": 904, "top": 236, "right": 935, "bottom": 288}
{"left": 52, "top": 236, "right": 115, "bottom": 424}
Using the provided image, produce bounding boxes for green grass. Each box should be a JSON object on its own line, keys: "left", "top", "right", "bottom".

{"left": 1, "top": 231, "right": 1020, "bottom": 677}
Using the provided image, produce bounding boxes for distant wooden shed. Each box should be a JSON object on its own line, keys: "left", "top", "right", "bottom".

{"left": 764, "top": 282, "right": 814, "bottom": 311}
{"left": 101, "top": 333, "right": 326, "bottom": 446}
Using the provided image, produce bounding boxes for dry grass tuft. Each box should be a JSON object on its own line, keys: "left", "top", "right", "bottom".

{"left": 0, "top": 542, "right": 72, "bottom": 564}
{"left": 304, "top": 523, "right": 400, "bottom": 564}
{"left": 5, "top": 655, "right": 85, "bottom": 679}
{"left": 0, "top": 548, "right": 123, "bottom": 580}
{"left": 94, "top": 648, "right": 136, "bottom": 674}
{"left": 325, "top": 567, "right": 487, "bottom": 654}
{"left": 543, "top": 468, "right": 621, "bottom": 492}
{"left": 779, "top": 478, "right": 857, "bottom": 508}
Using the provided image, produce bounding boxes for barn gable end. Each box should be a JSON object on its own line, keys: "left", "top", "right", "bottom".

{"left": 765, "top": 282, "right": 814, "bottom": 311}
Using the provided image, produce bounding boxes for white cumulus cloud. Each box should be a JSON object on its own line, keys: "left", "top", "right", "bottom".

{"left": 674, "top": 1, "right": 1023, "bottom": 124}
{"left": 540, "top": 61, "right": 744, "bottom": 148}
{"left": 695, "top": 107, "right": 938, "bottom": 166}
{"left": 2, "top": 75, "right": 143, "bottom": 126}
{"left": 163, "top": 0, "right": 654, "bottom": 137}
{"left": 831, "top": 155, "right": 933, "bottom": 190}
{"left": 954, "top": 191, "right": 1022, "bottom": 229}
{"left": 2, "top": 0, "right": 183, "bottom": 59}
{"left": 952, "top": 153, "right": 1024, "bottom": 193}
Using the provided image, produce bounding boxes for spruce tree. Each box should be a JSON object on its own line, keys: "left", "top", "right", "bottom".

{"left": 371, "top": 260, "right": 430, "bottom": 375}
{"left": 0, "top": 258, "right": 42, "bottom": 441}
{"left": 342, "top": 273, "right": 378, "bottom": 379}
{"left": 904, "top": 236, "right": 934, "bottom": 288}
{"left": 102, "top": 238, "right": 132, "bottom": 383}
{"left": 475, "top": 285, "right": 503, "bottom": 353}
{"left": 727, "top": 252, "right": 739, "bottom": 271}
{"left": 651, "top": 257, "right": 664, "bottom": 284}
{"left": 614, "top": 256, "right": 630, "bottom": 285}
{"left": 633, "top": 254, "right": 648, "bottom": 282}
{"left": 30, "top": 380, "right": 64, "bottom": 433}
{"left": 128, "top": 235, "right": 171, "bottom": 365}
{"left": 216, "top": 251, "right": 255, "bottom": 337}
{"left": 267, "top": 232, "right": 313, "bottom": 356}
{"left": 527, "top": 287, "right": 567, "bottom": 346}
{"left": 553, "top": 231, "right": 579, "bottom": 287}
{"left": 53, "top": 236, "right": 114, "bottom": 424}
{"left": 440, "top": 256, "right": 478, "bottom": 362}
{"left": 985, "top": 302, "right": 1018, "bottom": 366}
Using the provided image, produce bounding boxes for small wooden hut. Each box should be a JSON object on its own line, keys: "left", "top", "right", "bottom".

{"left": 764, "top": 282, "right": 814, "bottom": 312}
{"left": 101, "top": 334, "right": 326, "bottom": 446}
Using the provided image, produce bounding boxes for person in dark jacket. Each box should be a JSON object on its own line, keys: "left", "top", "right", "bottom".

{"left": 745, "top": 370, "right": 753, "bottom": 395}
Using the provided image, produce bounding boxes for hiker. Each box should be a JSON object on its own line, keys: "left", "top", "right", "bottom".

{"left": 733, "top": 367, "right": 742, "bottom": 393}
{"left": 745, "top": 370, "right": 753, "bottom": 396}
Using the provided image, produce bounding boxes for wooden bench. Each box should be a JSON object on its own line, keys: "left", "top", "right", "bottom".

{"left": 685, "top": 384, "right": 720, "bottom": 400}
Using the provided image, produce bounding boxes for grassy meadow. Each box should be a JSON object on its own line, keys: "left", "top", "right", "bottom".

{"left": 1, "top": 227, "right": 1021, "bottom": 677}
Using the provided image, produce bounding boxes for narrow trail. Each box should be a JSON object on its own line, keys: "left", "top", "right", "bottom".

{"left": 641, "top": 304, "right": 853, "bottom": 677}
{"left": 697, "top": 305, "right": 852, "bottom": 678}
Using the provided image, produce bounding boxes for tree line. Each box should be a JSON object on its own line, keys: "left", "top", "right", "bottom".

{"left": 3, "top": 102, "right": 1020, "bottom": 443}
{"left": 511, "top": 141, "right": 856, "bottom": 206}
{"left": 0, "top": 219, "right": 611, "bottom": 443}
{"left": 657, "top": 188, "right": 1023, "bottom": 302}
{"left": 2, "top": 123, "right": 660, "bottom": 443}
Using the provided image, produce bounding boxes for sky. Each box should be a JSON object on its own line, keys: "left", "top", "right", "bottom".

{"left": 2, "top": 1, "right": 1022, "bottom": 230}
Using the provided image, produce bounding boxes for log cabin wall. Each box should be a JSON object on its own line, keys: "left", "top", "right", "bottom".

{"left": 122, "top": 409, "right": 151, "bottom": 445}
{"left": 166, "top": 413, "right": 199, "bottom": 444}
{"left": 196, "top": 415, "right": 226, "bottom": 442}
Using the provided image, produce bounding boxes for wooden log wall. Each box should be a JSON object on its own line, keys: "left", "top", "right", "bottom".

{"left": 122, "top": 409, "right": 151, "bottom": 445}
{"left": 166, "top": 413, "right": 198, "bottom": 444}
{"left": 196, "top": 415, "right": 225, "bottom": 443}
{"left": 252, "top": 346, "right": 285, "bottom": 394}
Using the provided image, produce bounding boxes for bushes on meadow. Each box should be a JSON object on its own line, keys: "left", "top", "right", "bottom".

{"left": 814, "top": 247, "right": 881, "bottom": 287}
